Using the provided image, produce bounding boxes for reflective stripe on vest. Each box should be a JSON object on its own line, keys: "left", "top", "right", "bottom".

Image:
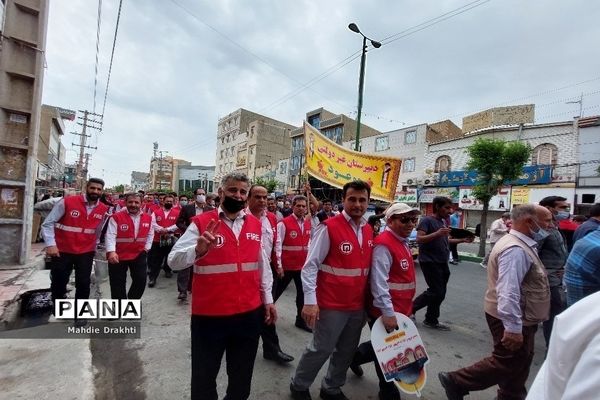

{"left": 193, "top": 262, "right": 259, "bottom": 275}
{"left": 115, "top": 238, "right": 147, "bottom": 243}
{"left": 55, "top": 223, "right": 95, "bottom": 234}
{"left": 388, "top": 282, "right": 416, "bottom": 291}
{"left": 320, "top": 264, "right": 369, "bottom": 277}
{"left": 282, "top": 245, "right": 307, "bottom": 251}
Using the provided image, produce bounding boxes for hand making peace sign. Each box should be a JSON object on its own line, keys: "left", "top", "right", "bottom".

{"left": 195, "top": 219, "right": 222, "bottom": 258}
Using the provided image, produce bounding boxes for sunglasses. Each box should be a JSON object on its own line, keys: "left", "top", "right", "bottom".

{"left": 396, "top": 216, "right": 419, "bottom": 224}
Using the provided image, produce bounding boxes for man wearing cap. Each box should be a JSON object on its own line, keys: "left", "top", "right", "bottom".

{"left": 349, "top": 203, "right": 420, "bottom": 400}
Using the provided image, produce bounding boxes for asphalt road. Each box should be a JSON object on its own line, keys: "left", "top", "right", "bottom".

{"left": 88, "top": 259, "right": 546, "bottom": 400}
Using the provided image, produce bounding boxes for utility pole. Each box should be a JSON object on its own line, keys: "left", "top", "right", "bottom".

{"left": 72, "top": 110, "right": 101, "bottom": 190}
{"left": 156, "top": 150, "right": 169, "bottom": 191}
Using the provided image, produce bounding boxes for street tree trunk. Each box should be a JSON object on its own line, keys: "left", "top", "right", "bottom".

{"left": 478, "top": 200, "right": 490, "bottom": 257}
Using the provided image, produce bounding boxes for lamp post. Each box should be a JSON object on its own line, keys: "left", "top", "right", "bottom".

{"left": 348, "top": 23, "right": 381, "bottom": 151}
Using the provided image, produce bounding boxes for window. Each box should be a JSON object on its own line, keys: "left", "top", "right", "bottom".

{"left": 290, "top": 175, "right": 296, "bottom": 188}
{"left": 300, "top": 154, "right": 305, "bottom": 167}
{"left": 404, "top": 130, "right": 417, "bottom": 144}
{"left": 375, "top": 136, "right": 389, "bottom": 152}
{"left": 279, "top": 161, "right": 287, "bottom": 174}
{"left": 532, "top": 143, "right": 558, "bottom": 166}
{"left": 226, "top": 134, "right": 230, "bottom": 143}
{"left": 250, "top": 126, "right": 255, "bottom": 138}
{"left": 220, "top": 150, "right": 224, "bottom": 159}
{"left": 435, "top": 155, "right": 451, "bottom": 172}
{"left": 308, "top": 114, "right": 321, "bottom": 128}
{"left": 249, "top": 146, "right": 255, "bottom": 156}
{"left": 403, "top": 158, "right": 415, "bottom": 172}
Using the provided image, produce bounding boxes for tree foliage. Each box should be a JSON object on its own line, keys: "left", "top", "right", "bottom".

{"left": 253, "top": 177, "right": 278, "bottom": 193}
{"left": 466, "top": 138, "right": 531, "bottom": 256}
{"left": 110, "top": 184, "right": 125, "bottom": 193}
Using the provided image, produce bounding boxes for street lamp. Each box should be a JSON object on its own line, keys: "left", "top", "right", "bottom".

{"left": 348, "top": 23, "right": 381, "bottom": 151}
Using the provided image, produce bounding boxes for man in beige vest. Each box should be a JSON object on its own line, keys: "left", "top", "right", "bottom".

{"left": 438, "top": 204, "right": 552, "bottom": 400}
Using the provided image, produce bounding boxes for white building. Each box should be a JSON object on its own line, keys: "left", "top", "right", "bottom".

{"left": 576, "top": 116, "right": 600, "bottom": 213}
{"left": 177, "top": 165, "right": 215, "bottom": 193}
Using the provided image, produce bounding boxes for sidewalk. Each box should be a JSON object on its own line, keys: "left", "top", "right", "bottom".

{"left": 0, "top": 242, "right": 48, "bottom": 329}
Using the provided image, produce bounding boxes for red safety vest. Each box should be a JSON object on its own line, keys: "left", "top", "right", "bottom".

{"left": 54, "top": 195, "right": 108, "bottom": 254}
{"left": 112, "top": 211, "right": 152, "bottom": 261}
{"left": 152, "top": 207, "right": 180, "bottom": 242}
{"left": 368, "top": 230, "right": 416, "bottom": 318}
{"left": 191, "top": 210, "right": 263, "bottom": 316}
{"left": 317, "top": 214, "right": 374, "bottom": 311}
{"left": 281, "top": 215, "right": 311, "bottom": 271}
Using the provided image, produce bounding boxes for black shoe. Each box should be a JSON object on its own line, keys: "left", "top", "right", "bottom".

{"left": 295, "top": 317, "right": 313, "bottom": 333}
{"left": 177, "top": 291, "right": 187, "bottom": 301}
{"left": 148, "top": 279, "right": 156, "bottom": 288}
{"left": 423, "top": 321, "right": 451, "bottom": 331}
{"left": 438, "top": 372, "right": 465, "bottom": 400}
{"left": 319, "top": 389, "right": 349, "bottom": 400}
{"left": 449, "top": 260, "right": 459, "bottom": 265}
{"left": 290, "top": 383, "right": 312, "bottom": 400}
{"left": 164, "top": 270, "right": 173, "bottom": 278}
{"left": 264, "top": 350, "right": 294, "bottom": 363}
{"left": 349, "top": 360, "right": 364, "bottom": 377}
{"left": 378, "top": 388, "right": 400, "bottom": 400}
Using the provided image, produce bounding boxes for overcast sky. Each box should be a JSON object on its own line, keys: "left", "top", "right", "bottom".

{"left": 42, "top": 0, "right": 600, "bottom": 186}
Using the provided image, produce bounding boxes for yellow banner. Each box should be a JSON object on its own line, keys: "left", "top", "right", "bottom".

{"left": 304, "top": 122, "right": 401, "bottom": 201}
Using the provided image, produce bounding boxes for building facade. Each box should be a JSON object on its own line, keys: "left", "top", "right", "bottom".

{"left": 36, "top": 105, "right": 67, "bottom": 188}
{"left": 176, "top": 165, "right": 215, "bottom": 194}
{"left": 214, "top": 108, "right": 295, "bottom": 188}
{"left": 576, "top": 116, "right": 600, "bottom": 214}
{"left": 130, "top": 171, "right": 150, "bottom": 192}
{"left": 0, "top": 0, "right": 49, "bottom": 264}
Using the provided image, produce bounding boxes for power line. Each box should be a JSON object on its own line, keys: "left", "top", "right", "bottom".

{"left": 92, "top": 0, "right": 103, "bottom": 114}
{"left": 100, "top": 0, "right": 124, "bottom": 119}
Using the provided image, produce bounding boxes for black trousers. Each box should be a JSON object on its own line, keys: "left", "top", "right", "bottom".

{"left": 449, "top": 313, "right": 537, "bottom": 400}
{"left": 353, "top": 318, "right": 400, "bottom": 398}
{"left": 449, "top": 242, "right": 459, "bottom": 261}
{"left": 49, "top": 251, "right": 95, "bottom": 306}
{"left": 191, "top": 308, "right": 263, "bottom": 400}
{"left": 275, "top": 269, "right": 304, "bottom": 317}
{"left": 412, "top": 261, "right": 450, "bottom": 324}
{"left": 108, "top": 252, "right": 147, "bottom": 300}
{"left": 542, "top": 285, "right": 566, "bottom": 348}
{"left": 147, "top": 242, "right": 172, "bottom": 280}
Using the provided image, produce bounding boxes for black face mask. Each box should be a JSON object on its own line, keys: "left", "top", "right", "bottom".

{"left": 164, "top": 203, "right": 173, "bottom": 210}
{"left": 222, "top": 196, "right": 246, "bottom": 213}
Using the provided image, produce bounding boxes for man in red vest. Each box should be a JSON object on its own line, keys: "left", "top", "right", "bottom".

{"left": 349, "top": 202, "right": 420, "bottom": 400}
{"left": 41, "top": 178, "right": 109, "bottom": 315}
{"left": 291, "top": 180, "right": 374, "bottom": 400}
{"left": 105, "top": 193, "right": 154, "bottom": 299}
{"left": 249, "top": 185, "right": 295, "bottom": 365}
{"left": 167, "top": 172, "right": 276, "bottom": 400}
{"left": 148, "top": 194, "right": 180, "bottom": 287}
{"left": 275, "top": 194, "right": 312, "bottom": 332}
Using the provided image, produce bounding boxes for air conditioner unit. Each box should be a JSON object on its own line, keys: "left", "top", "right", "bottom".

{"left": 406, "top": 179, "right": 414, "bottom": 185}
{"left": 423, "top": 178, "right": 437, "bottom": 186}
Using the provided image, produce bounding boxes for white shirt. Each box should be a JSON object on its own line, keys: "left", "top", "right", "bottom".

{"left": 105, "top": 211, "right": 154, "bottom": 253}
{"left": 167, "top": 207, "right": 274, "bottom": 304}
{"left": 301, "top": 211, "right": 367, "bottom": 305}
{"left": 275, "top": 215, "right": 308, "bottom": 269}
{"left": 527, "top": 291, "right": 600, "bottom": 400}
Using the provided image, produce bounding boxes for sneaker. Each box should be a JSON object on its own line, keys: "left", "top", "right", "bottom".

{"left": 480, "top": 262, "right": 487, "bottom": 269}
{"left": 290, "top": 383, "right": 312, "bottom": 400}
{"left": 449, "top": 260, "right": 458, "bottom": 265}
{"left": 177, "top": 291, "right": 187, "bottom": 301}
{"left": 423, "top": 321, "right": 451, "bottom": 331}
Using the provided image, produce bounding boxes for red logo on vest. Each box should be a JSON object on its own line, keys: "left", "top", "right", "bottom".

{"left": 400, "top": 259, "right": 409, "bottom": 270}
{"left": 290, "top": 230, "right": 298, "bottom": 239}
{"left": 120, "top": 224, "right": 129, "bottom": 231}
{"left": 70, "top": 210, "right": 80, "bottom": 218}
{"left": 215, "top": 234, "right": 225, "bottom": 248}
{"left": 339, "top": 241, "right": 353, "bottom": 255}
{"left": 156, "top": 216, "right": 162, "bottom": 222}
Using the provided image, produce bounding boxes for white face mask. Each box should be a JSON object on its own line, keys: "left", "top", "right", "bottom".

{"left": 196, "top": 194, "right": 206, "bottom": 203}
{"left": 179, "top": 200, "right": 188, "bottom": 206}
{"left": 277, "top": 201, "right": 284, "bottom": 208}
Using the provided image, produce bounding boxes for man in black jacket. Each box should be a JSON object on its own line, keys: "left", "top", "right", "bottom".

{"left": 172, "top": 187, "right": 213, "bottom": 300}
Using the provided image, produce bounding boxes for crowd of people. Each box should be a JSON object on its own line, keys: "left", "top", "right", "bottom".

{"left": 39, "top": 175, "right": 600, "bottom": 400}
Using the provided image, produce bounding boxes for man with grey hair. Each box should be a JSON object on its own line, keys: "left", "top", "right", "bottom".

{"left": 167, "top": 172, "right": 276, "bottom": 400}
{"left": 439, "top": 204, "right": 552, "bottom": 400}
{"left": 275, "top": 194, "right": 313, "bottom": 332}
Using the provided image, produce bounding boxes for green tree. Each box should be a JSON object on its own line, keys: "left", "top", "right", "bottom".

{"left": 466, "top": 138, "right": 531, "bottom": 257}
{"left": 112, "top": 184, "right": 125, "bottom": 193}
{"left": 253, "top": 177, "right": 278, "bottom": 193}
